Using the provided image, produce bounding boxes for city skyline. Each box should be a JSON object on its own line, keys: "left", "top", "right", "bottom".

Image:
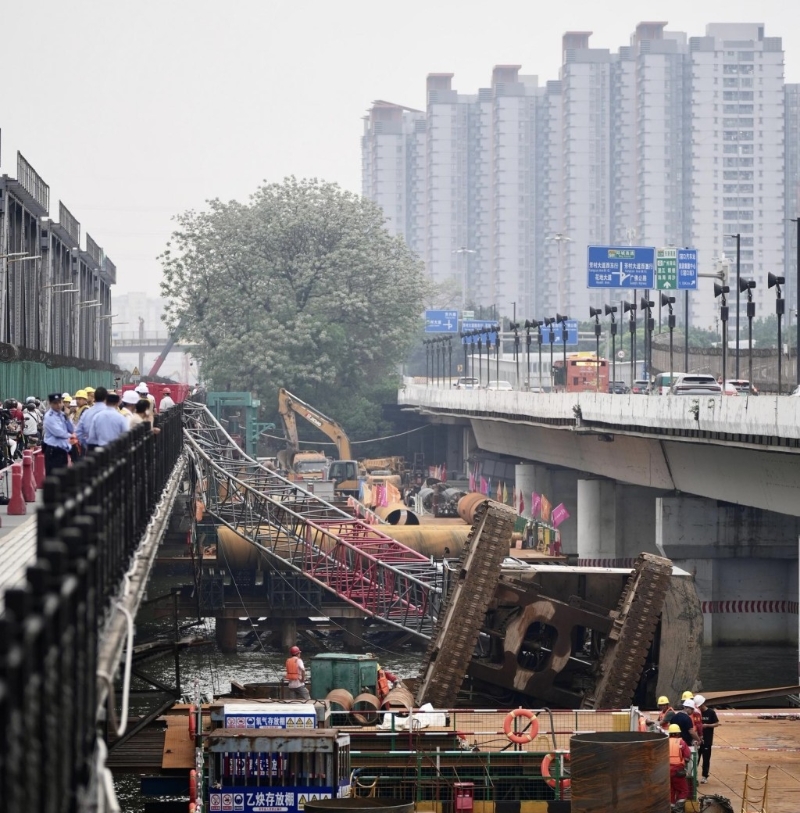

{"left": 363, "top": 21, "right": 799, "bottom": 331}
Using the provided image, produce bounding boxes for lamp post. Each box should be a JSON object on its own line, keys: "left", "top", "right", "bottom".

{"left": 423, "top": 340, "right": 431, "bottom": 384}
{"left": 739, "top": 278, "right": 756, "bottom": 394}
{"left": 526, "top": 319, "right": 543, "bottom": 391}
{"left": 605, "top": 305, "right": 618, "bottom": 391}
{"left": 589, "top": 307, "right": 602, "bottom": 391}
{"left": 660, "top": 293, "right": 676, "bottom": 381}
{"left": 714, "top": 282, "right": 730, "bottom": 390}
{"left": 523, "top": 321, "right": 532, "bottom": 389}
{"left": 725, "top": 233, "right": 742, "bottom": 377}
{"left": 494, "top": 324, "right": 501, "bottom": 384}
{"left": 640, "top": 297, "right": 654, "bottom": 381}
{"left": 460, "top": 332, "right": 469, "bottom": 382}
{"left": 510, "top": 321, "right": 521, "bottom": 388}
{"left": 623, "top": 300, "right": 637, "bottom": 388}
{"left": 545, "top": 318, "right": 556, "bottom": 391}
{"left": 769, "top": 272, "right": 786, "bottom": 394}
{"left": 556, "top": 313, "right": 569, "bottom": 390}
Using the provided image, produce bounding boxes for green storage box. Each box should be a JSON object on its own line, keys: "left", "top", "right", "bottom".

{"left": 310, "top": 653, "right": 378, "bottom": 700}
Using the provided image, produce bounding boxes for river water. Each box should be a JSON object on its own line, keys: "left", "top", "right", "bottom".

{"left": 114, "top": 608, "right": 797, "bottom": 812}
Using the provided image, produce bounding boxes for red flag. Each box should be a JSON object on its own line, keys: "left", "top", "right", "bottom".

{"left": 519, "top": 490, "right": 525, "bottom": 514}
{"left": 531, "top": 492, "right": 541, "bottom": 518}
{"left": 552, "top": 503, "right": 570, "bottom": 528}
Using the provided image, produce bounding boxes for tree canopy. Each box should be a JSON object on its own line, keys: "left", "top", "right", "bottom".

{"left": 160, "top": 178, "right": 427, "bottom": 434}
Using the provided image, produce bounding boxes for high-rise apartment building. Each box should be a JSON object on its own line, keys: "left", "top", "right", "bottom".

{"left": 362, "top": 21, "right": 793, "bottom": 328}
{"left": 786, "top": 84, "right": 800, "bottom": 309}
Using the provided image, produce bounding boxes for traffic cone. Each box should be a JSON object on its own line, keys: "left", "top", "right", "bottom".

{"left": 22, "top": 451, "right": 36, "bottom": 502}
{"left": 32, "top": 448, "right": 45, "bottom": 489}
{"left": 8, "top": 463, "right": 27, "bottom": 515}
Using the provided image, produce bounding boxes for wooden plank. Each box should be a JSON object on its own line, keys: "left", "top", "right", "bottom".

{"left": 162, "top": 715, "right": 197, "bottom": 769}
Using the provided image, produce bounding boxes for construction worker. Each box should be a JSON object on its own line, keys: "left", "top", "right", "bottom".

{"left": 285, "top": 645, "right": 310, "bottom": 701}
{"left": 668, "top": 723, "right": 692, "bottom": 805}
{"left": 695, "top": 694, "right": 719, "bottom": 784}
{"left": 376, "top": 663, "right": 399, "bottom": 704}
{"left": 682, "top": 693, "right": 703, "bottom": 741}
{"left": 74, "top": 390, "right": 90, "bottom": 422}
{"left": 84, "top": 386, "right": 96, "bottom": 406}
{"left": 656, "top": 695, "right": 674, "bottom": 730}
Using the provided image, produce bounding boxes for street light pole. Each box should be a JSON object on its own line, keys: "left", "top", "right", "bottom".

{"left": 589, "top": 307, "right": 602, "bottom": 391}
{"left": 510, "top": 321, "right": 521, "bottom": 388}
{"left": 546, "top": 318, "right": 556, "bottom": 391}
{"left": 623, "top": 301, "right": 637, "bottom": 388}
{"left": 640, "top": 297, "right": 654, "bottom": 381}
{"left": 605, "top": 305, "right": 618, "bottom": 390}
{"left": 739, "top": 278, "right": 757, "bottom": 394}
{"left": 557, "top": 313, "right": 569, "bottom": 391}
{"left": 769, "top": 273, "right": 786, "bottom": 394}
{"left": 714, "top": 282, "right": 730, "bottom": 390}
{"left": 661, "top": 294, "right": 676, "bottom": 381}
{"left": 494, "top": 325, "right": 501, "bottom": 384}
{"left": 726, "top": 233, "right": 742, "bottom": 377}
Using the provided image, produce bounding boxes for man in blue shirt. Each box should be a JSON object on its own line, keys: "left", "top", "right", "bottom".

{"left": 88, "top": 392, "right": 129, "bottom": 448}
{"left": 42, "top": 392, "right": 76, "bottom": 474}
{"left": 77, "top": 386, "right": 107, "bottom": 452}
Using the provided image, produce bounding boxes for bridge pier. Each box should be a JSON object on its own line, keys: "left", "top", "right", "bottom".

{"left": 216, "top": 617, "right": 239, "bottom": 653}
{"left": 656, "top": 495, "right": 800, "bottom": 646}
{"left": 341, "top": 617, "right": 366, "bottom": 649}
{"left": 577, "top": 480, "right": 663, "bottom": 566}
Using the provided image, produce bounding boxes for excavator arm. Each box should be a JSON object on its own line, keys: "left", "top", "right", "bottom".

{"left": 277, "top": 388, "right": 353, "bottom": 460}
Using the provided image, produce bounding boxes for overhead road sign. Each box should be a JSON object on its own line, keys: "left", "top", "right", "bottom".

{"left": 588, "top": 246, "right": 656, "bottom": 289}
{"left": 425, "top": 309, "right": 459, "bottom": 333}
{"left": 656, "top": 248, "right": 677, "bottom": 290}
{"left": 677, "top": 248, "right": 698, "bottom": 290}
{"left": 461, "top": 319, "right": 497, "bottom": 344}
{"left": 542, "top": 319, "right": 579, "bottom": 346}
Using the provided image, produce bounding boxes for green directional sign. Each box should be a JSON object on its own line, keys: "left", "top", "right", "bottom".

{"left": 656, "top": 248, "right": 677, "bottom": 290}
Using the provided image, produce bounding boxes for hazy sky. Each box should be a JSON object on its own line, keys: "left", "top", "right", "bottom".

{"left": 1, "top": 0, "right": 798, "bottom": 296}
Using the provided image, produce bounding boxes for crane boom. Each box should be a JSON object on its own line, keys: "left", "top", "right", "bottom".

{"left": 277, "top": 388, "right": 352, "bottom": 460}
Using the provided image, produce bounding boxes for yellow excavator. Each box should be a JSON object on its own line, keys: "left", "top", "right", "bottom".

{"left": 277, "top": 389, "right": 361, "bottom": 494}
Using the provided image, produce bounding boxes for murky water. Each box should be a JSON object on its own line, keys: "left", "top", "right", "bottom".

{"left": 114, "top": 607, "right": 797, "bottom": 812}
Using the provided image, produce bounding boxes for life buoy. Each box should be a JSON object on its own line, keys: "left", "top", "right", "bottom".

{"left": 188, "top": 705, "right": 196, "bottom": 739}
{"left": 541, "top": 752, "right": 571, "bottom": 791}
{"left": 503, "top": 708, "right": 539, "bottom": 744}
{"left": 189, "top": 769, "right": 197, "bottom": 804}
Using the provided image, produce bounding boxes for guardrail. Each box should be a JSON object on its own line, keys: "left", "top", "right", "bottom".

{"left": 0, "top": 404, "right": 184, "bottom": 813}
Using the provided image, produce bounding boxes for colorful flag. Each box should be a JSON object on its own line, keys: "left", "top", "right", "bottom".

{"left": 469, "top": 468, "right": 475, "bottom": 492}
{"left": 540, "top": 495, "right": 552, "bottom": 523}
{"left": 519, "top": 489, "right": 525, "bottom": 515}
{"left": 552, "top": 503, "right": 570, "bottom": 528}
{"left": 480, "top": 476, "right": 488, "bottom": 495}
{"left": 531, "top": 492, "right": 541, "bottom": 518}
{"left": 502, "top": 482, "right": 509, "bottom": 505}
{"left": 496, "top": 480, "right": 503, "bottom": 502}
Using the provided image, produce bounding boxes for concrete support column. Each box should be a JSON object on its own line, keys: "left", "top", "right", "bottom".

{"left": 577, "top": 479, "right": 618, "bottom": 565}
{"left": 280, "top": 618, "right": 298, "bottom": 652}
{"left": 341, "top": 617, "right": 366, "bottom": 649}
{"left": 215, "top": 616, "right": 238, "bottom": 653}
{"left": 515, "top": 463, "right": 537, "bottom": 519}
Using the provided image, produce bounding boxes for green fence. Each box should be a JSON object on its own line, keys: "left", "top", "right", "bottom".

{"left": 0, "top": 360, "right": 116, "bottom": 400}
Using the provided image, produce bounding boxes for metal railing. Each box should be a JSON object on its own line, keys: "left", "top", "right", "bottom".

{"left": 17, "top": 151, "right": 51, "bottom": 214}
{"left": 85, "top": 233, "right": 103, "bottom": 267}
{"left": 58, "top": 200, "right": 81, "bottom": 246}
{"left": 0, "top": 404, "right": 184, "bottom": 813}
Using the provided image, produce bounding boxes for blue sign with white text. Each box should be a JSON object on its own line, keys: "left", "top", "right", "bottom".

{"left": 677, "top": 249, "right": 698, "bottom": 290}
{"left": 588, "top": 246, "right": 656, "bottom": 289}
{"left": 541, "top": 319, "right": 579, "bottom": 346}
{"left": 425, "top": 310, "right": 459, "bottom": 333}
{"left": 461, "top": 319, "right": 498, "bottom": 344}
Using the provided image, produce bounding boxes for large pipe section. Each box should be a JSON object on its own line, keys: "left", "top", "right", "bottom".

{"left": 458, "top": 492, "right": 487, "bottom": 525}
{"left": 374, "top": 502, "right": 420, "bottom": 526}
{"left": 570, "top": 731, "right": 669, "bottom": 813}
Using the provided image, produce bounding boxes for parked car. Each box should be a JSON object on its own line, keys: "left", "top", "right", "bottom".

{"left": 631, "top": 379, "right": 651, "bottom": 395}
{"left": 726, "top": 379, "right": 758, "bottom": 396}
{"left": 670, "top": 374, "right": 723, "bottom": 396}
{"left": 651, "top": 372, "right": 679, "bottom": 395}
{"left": 486, "top": 379, "right": 514, "bottom": 391}
{"left": 608, "top": 381, "right": 630, "bottom": 394}
{"left": 453, "top": 377, "right": 479, "bottom": 390}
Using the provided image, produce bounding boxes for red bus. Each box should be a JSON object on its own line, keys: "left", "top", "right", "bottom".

{"left": 552, "top": 354, "right": 609, "bottom": 393}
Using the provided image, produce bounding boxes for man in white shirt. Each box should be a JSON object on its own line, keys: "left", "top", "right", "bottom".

{"left": 158, "top": 388, "right": 176, "bottom": 411}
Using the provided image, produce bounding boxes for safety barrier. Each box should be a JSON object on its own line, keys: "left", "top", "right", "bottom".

{"left": 0, "top": 404, "right": 184, "bottom": 813}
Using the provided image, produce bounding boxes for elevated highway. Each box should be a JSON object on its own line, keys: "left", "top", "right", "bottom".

{"left": 400, "top": 384, "right": 800, "bottom": 649}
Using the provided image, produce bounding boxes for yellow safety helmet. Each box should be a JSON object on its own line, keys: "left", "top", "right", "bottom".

{"left": 85, "top": 386, "right": 96, "bottom": 393}
{"left": 681, "top": 690, "right": 694, "bottom": 700}
{"left": 75, "top": 389, "right": 88, "bottom": 400}
{"left": 377, "top": 664, "right": 382, "bottom": 671}
{"left": 657, "top": 696, "right": 670, "bottom": 706}
{"left": 668, "top": 724, "right": 681, "bottom": 734}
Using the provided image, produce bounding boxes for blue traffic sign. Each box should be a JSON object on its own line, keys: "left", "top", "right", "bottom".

{"left": 677, "top": 249, "right": 698, "bottom": 290}
{"left": 542, "top": 319, "right": 579, "bottom": 346}
{"left": 425, "top": 309, "right": 459, "bottom": 333}
{"left": 461, "top": 319, "right": 497, "bottom": 344}
{"left": 587, "top": 246, "right": 655, "bottom": 289}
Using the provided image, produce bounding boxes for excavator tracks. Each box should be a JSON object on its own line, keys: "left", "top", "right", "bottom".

{"left": 415, "top": 500, "right": 516, "bottom": 708}
{"left": 582, "top": 552, "right": 674, "bottom": 709}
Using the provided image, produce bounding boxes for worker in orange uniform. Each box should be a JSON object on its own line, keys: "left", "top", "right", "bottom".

{"left": 285, "top": 645, "right": 310, "bottom": 700}
{"left": 656, "top": 695, "right": 674, "bottom": 730}
{"left": 668, "top": 723, "right": 692, "bottom": 805}
{"left": 376, "top": 663, "right": 399, "bottom": 705}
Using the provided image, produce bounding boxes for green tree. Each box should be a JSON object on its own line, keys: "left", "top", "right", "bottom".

{"left": 160, "top": 177, "right": 427, "bottom": 435}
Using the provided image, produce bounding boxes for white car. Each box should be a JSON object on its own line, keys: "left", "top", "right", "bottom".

{"left": 486, "top": 380, "right": 513, "bottom": 391}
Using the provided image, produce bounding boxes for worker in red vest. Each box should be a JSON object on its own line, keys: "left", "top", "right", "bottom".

{"left": 376, "top": 663, "right": 399, "bottom": 704}
{"left": 668, "top": 723, "right": 692, "bottom": 805}
{"left": 656, "top": 695, "right": 674, "bottom": 730}
{"left": 285, "top": 646, "right": 310, "bottom": 700}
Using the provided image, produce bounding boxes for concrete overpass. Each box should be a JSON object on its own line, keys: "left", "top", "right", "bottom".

{"left": 400, "top": 384, "right": 800, "bottom": 650}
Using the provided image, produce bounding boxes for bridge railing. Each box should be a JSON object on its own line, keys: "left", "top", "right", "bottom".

{"left": 0, "top": 404, "right": 184, "bottom": 813}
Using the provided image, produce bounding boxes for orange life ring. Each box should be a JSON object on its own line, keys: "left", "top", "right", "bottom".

{"left": 189, "top": 704, "right": 197, "bottom": 739}
{"left": 189, "top": 769, "right": 197, "bottom": 804}
{"left": 541, "top": 752, "right": 571, "bottom": 791}
{"left": 503, "top": 708, "right": 539, "bottom": 744}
